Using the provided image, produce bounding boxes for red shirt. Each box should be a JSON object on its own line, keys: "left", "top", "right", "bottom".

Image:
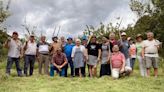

{"left": 52, "top": 53, "right": 67, "bottom": 65}
{"left": 111, "top": 52, "right": 125, "bottom": 68}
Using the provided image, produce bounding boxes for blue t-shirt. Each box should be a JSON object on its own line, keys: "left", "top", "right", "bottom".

{"left": 64, "top": 43, "right": 75, "bottom": 60}
{"left": 118, "top": 40, "right": 130, "bottom": 59}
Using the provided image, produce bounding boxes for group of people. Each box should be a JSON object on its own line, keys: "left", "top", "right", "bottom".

{"left": 3, "top": 31, "right": 161, "bottom": 79}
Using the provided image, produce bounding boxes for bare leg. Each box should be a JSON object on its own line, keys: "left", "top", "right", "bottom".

{"left": 93, "top": 66, "right": 97, "bottom": 77}
{"left": 154, "top": 68, "right": 158, "bottom": 77}
{"left": 146, "top": 68, "right": 150, "bottom": 77}
{"left": 89, "top": 66, "right": 93, "bottom": 78}
{"left": 79, "top": 68, "right": 82, "bottom": 77}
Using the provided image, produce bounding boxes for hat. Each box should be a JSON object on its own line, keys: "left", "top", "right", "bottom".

{"left": 121, "top": 32, "right": 126, "bottom": 36}
{"left": 136, "top": 34, "right": 142, "bottom": 39}
{"left": 52, "top": 36, "right": 58, "bottom": 41}
{"left": 67, "top": 37, "right": 73, "bottom": 40}
{"left": 30, "top": 34, "right": 35, "bottom": 37}
{"left": 12, "top": 31, "right": 18, "bottom": 35}
{"left": 82, "top": 36, "right": 87, "bottom": 40}
{"left": 56, "top": 48, "right": 62, "bottom": 51}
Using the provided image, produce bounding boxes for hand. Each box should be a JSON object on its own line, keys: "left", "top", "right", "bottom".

{"left": 107, "top": 60, "right": 110, "bottom": 64}
{"left": 19, "top": 55, "right": 23, "bottom": 59}
{"left": 59, "top": 66, "right": 62, "bottom": 69}
{"left": 97, "top": 57, "right": 100, "bottom": 62}
{"left": 120, "top": 68, "right": 124, "bottom": 73}
{"left": 6, "top": 38, "right": 11, "bottom": 44}
{"left": 57, "top": 66, "right": 61, "bottom": 71}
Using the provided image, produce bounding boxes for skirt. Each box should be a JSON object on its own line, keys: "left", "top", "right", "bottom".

{"left": 87, "top": 55, "right": 98, "bottom": 66}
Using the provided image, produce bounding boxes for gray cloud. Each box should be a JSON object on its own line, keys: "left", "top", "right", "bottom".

{"left": 4, "top": 0, "right": 136, "bottom": 41}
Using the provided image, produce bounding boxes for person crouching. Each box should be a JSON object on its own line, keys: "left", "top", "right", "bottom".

{"left": 111, "top": 45, "right": 125, "bottom": 79}
{"left": 50, "top": 48, "right": 68, "bottom": 77}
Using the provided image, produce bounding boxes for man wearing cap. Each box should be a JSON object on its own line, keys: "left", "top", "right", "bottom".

{"left": 142, "top": 32, "right": 160, "bottom": 77}
{"left": 23, "top": 34, "right": 37, "bottom": 76}
{"left": 50, "top": 48, "right": 68, "bottom": 77}
{"left": 37, "top": 36, "right": 50, "bottom": 75}
{"left": 4, "top": 31, "right": 23, "bottom": 77}
{"left": 64, "top": 37, "right": 75, "bottom": 77}
{"left": 118, "top": 32, "right": 132, "bottom": 75}
{"left": 81, "top": 36, "right": 88, "bottom": 76}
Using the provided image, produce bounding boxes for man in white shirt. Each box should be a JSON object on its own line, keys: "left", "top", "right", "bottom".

{"left": 37, "top": 36, "right": 50, "bottom": 75}
{"left": 142, "top": 32, "right": 160, "bottom": 77}
{"left": 4, "top": 32, "right": 23, "bottom": 77}
{"left": 23, "top": 34, "right": 37, "bottom": 76}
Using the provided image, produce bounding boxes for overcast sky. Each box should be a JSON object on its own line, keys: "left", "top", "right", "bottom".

{"left": 4, "top": 0, "right": 137, "bottom": 41}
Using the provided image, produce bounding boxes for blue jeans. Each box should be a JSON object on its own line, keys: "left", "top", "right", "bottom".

{"left": 6, "top": 57, "right": 22, "bottom": 76}
{"left": 50, "top": 64, "right": 65, "bottom": 77}
{"left": 24, "top": 55, "right": 35, "bottom": 76}
{"left": 65, "top": 58, "right": 74, "bottom": 77}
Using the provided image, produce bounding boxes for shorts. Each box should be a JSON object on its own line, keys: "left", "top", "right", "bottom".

{"left": 145, "top": 56, "right": 159, "bottom": 68}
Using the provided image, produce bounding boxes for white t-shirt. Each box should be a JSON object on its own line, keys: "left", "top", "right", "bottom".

{"left": 8, "top": 39, "right": 22, "bottom": 58}
{"left": 24, "top": 41, "right": 37, "bottom": 55}
{"left": 142, "top": 39, "right": 160, "bottom": 57}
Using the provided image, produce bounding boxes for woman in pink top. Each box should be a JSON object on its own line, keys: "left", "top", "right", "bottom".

{"left": 128, "top": 38, "right": 136, "bottom": 71}
{"left": 111, "top": 45, "right": 125, "bottom": 79}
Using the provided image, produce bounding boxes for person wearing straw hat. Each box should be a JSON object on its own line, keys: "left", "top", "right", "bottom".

{"left": 50, "top": 48, "right": 68, "bottom": 77}
{"left": 71, "top": 39, "right": 87, "bottom": 77}
{"left": 87, "top": 35, "right": 101, "bottom": 77}
{"left": 135, "top": 34, "right": 146, "bottom": 76}
{"left": 23, "top": 34, "right": 37, "bottom": 76}
{"left": 4, "top": 31, "right": 23, "bottom": 77}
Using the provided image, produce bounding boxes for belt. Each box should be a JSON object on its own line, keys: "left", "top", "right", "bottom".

{"left": 145, "top": 53, "right": 157, "bottom": 54}
{"left": 40, "top": 53, "right": 49, "bottom": 55}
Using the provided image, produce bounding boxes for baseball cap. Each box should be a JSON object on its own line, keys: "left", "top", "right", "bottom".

{"left": 12, "top": 31, "right": 18, "bottom": 35}
{"left": 121, "top": 32, "right": 127, "bottom": 36}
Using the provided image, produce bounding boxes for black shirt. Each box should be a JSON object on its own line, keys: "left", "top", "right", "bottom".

{"left": 87, "top": 43, "right": 101, "bottom": 57}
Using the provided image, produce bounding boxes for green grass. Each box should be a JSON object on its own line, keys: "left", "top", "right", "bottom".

{"left": 0, "top": 59, "right": 164, "bottom": 92}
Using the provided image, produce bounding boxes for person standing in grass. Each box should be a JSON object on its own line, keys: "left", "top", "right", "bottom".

{"left": 111, "top": 45, "right": 125, "bottom": 79}
{"left": 128, "top": 38, "right": 136, "bottom": 71}
{"left": 37, "top": 36, "right": 50, "bottom": 75}
{"left": 81, "top": 36, "right": 88, "bottom": 77}
{"left": 71, "top": 39, "right": 87, "bottom": 77}
{"left": 4, "top": 31, "right": 23, "bottom": 77}
{"left": 118, "top": 32, "right": 132, "bottom": 75}
{"left": 135, "top": 34, "right": 146, "bottom": 76}
{"left": 100, "top": 37, "right": 111, "bottom": 77}
{"left": 87, "top": 35, "right": 101, "bottom": 77}
{"left": 23, "top": 34, "right": 37, "bottom": 76}
{"left": 142, "top": 32, "right": 160, "bottom": 77}
{"left": 64, "top": 37, "right": 75, "bottom": 77}
{"left": 50, "top": 48, "right": 68, "bottom": 77}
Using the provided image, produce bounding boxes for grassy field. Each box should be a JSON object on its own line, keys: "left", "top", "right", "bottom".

{"left": 0, "top": 58, "right": 164, "bottom": 92}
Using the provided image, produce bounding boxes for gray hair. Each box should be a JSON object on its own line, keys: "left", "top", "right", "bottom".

{"left": 147, "top": 32, "right": 154, "bottom": 37}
